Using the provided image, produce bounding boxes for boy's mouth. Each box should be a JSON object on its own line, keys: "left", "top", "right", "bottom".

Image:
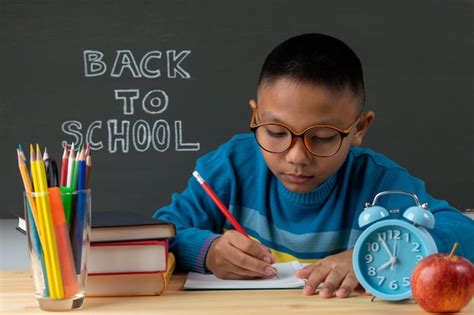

{"left": 282, "top": 173, "right": 314, "bottom": 184}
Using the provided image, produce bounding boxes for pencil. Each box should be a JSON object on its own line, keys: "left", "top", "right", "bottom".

{"left": 18, "top": 144, "right": 27, "bottom": 162}
{"left": 17, "top": 149, "right": 45, "bottom": 247}
{"left": 70, "top": 145, "right": 81, "bottom": 190}
{"left": 24, "top": 146, "right": 50, "bottom": 296}
{"left": 192, "top": 171, "right": 248, "bottom": 237}
{"left": 48, "top": 187, "right": 78, "bottom": 297}
{"left": 60, "top": 145, "right": 68, "bottom": 187}
{"left": 33, "top": 144, "right": 64, "bottom": 299}
{"left": 43, "top": 147, "right": 51, "bottom": 187}
{"left": 85, "top": 154, "right": 91, "bottom": 189}
{"left": 71, "top": 149, "right": 87, "bottom": 273}
{"left": 66, "top": 143, "right": 75, "bottom": 187}
{"left": 17, "top": 149, "right": 38, "bottom": 221}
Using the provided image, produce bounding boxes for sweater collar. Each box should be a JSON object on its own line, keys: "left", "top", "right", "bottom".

{"left": 276, "top": 171, "right": 339, "bottom": 206}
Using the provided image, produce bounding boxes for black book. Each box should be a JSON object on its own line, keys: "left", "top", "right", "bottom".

{"left": 91, "top": 210, "right": 176, "bottom": 242}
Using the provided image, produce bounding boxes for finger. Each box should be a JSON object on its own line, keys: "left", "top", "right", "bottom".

{"left": 335, "top": 272, "right": 359, "bottom": 298}
{"left": 320, "top": 267, "right": 347, "bottom": 298}
{"left": 225, "top": 261, "right": 276, "bottom": 279}
{"left": 302, "top": 265, "right": 330, "bottom": 296}
{"left": 227, "top": 242, "right": 276, "bottom": 277}
{"left": 229, "top": 232, "right": 275, "bottom": 262}
{"left": 296, "top": 261, "right": 319, "bottom": 279}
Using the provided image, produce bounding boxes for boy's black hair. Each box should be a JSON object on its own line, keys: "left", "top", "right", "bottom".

{"left": 258, "top": 33, "right": 365, "bottom": 106}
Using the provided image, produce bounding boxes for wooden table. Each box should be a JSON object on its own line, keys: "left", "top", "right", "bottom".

{"left": 1, "top": 270, "right": 472, "bottom": 314}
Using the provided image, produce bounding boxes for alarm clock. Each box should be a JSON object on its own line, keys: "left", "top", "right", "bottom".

{"left": 352, "top": 190, "right": 438, "bottom": 301}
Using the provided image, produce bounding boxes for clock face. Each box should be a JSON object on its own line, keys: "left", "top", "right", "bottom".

{"left": 353, "top": 220, "right": 434, "bottom": 300}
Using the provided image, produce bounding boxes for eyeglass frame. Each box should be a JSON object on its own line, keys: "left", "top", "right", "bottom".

{"left": 249, "top": 109, "right": 361, "bottom": 157}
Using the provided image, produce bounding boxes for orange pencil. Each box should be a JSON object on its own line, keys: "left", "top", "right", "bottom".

{"left": 17, "top": 149, "right": 38, "bottom": 221}
{"left": 48, "top": 187, "right": 78, "bottom": 297}
{"left": 17, "top": 149, "right": 44, "bottom": 243}
{"left": 192, "top": 171, "right": 248, "bottom": 237}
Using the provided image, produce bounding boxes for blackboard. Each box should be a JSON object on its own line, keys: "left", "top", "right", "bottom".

{"left": 1, "top": 0, "right": 473, "bottom": 219}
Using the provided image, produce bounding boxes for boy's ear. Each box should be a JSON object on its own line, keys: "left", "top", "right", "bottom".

{"left": 249, "top": 99, "right": 257, "bottom": 111}
{"left": 351, "top": 111, "right": 375, "bottom": 146}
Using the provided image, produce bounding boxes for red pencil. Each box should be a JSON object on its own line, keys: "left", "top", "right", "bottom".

{"left": 60, "top": 144, "right": 68, "bottom": 187}
{"left": 192, "top": 171, "right": 248, "bottom": 237}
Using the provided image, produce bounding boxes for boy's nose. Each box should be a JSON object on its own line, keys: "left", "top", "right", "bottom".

{"left": 285, "top": 138, "right": 312, "bottom": 166}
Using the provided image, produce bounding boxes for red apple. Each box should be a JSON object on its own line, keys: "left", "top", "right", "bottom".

{"left": 411, "top": 248, "right": 473, "bottom": 313}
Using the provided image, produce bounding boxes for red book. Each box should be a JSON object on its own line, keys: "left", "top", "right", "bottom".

{"left": 87, "top": 239, "right": 168, "bottom": 275}
{"left": 86, "top": 253, "right": 176, "bottom": 297}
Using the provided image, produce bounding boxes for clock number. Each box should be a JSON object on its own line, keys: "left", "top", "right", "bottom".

{"left": 403, "top": 277, "right": 410, "bottom": 287}
{"left": 412, "top": 242, "right": 420, "bottom": 252}
{"left": 416, "top": 255, "right": 423, "bottom": 261}
{"left": 368, "top": 267, "right": 376, "bottom": 276}
{"left": 367, "top": 242, "right": 380, "bottom": 252}
{"left": 365, "top": 254, "right": 374, "bottom": 263}
{"left": 377, "top": 232, "right": 386, "bottom": 241}
{"left": 403, "top": 233, "right": 410, "bottom": 242}
{"left": 381, "top": 230, "right": 402, "bottom": 240}
{"left": 377, "top": 276, "right": 386, "bottom": 286}
{"left": 389, "top": 280, "right": 399, "bottom": 290}
{"left": 392, "top": 229, "right": 401, "bottom": 240}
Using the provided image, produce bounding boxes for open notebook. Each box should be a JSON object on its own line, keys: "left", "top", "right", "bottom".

{"left": 184, "top": 260, "right": 307, "bottom": 290}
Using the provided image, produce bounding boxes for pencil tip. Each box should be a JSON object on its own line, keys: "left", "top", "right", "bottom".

{"left": 18, "top": 144, "right": 23, "bottom": 152}
{"left": 30, "top": 144, "right": 35, "bottom": 160}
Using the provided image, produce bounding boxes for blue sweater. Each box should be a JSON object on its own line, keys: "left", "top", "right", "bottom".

{"left": 153, "top": 134, "right": 474, "bottom": 272}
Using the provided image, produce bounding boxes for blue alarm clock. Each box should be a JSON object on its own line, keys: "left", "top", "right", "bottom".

{"left": 352, "top": 190, "right": 438, "bottom": 301}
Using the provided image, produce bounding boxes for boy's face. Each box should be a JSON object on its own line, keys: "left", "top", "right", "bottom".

{"left": 251, "top": 78, "right": 373, "bottom": 193}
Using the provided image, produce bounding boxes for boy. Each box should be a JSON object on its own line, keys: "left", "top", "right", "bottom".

{"left": 153, "top": 33, "right": 473, "bottom": 298}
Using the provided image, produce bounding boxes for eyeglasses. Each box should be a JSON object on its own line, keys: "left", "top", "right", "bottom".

{"left": 249, "top": 109, "right": 360, "bottom": 157}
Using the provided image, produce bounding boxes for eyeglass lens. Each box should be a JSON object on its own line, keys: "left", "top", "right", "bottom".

{"left": 255, "top": 124, "right": 342, "bottom": 156}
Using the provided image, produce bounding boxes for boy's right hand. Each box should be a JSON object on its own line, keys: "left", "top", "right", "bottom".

{"left": 205, "top": 230, "right": 277, "bottom": 279}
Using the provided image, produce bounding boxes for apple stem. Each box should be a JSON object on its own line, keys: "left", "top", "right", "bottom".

{"left": 448, "top": 242, "right": 459, "bottom": 259}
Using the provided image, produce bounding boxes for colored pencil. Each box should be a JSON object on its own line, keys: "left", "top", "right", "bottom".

{"left": 18, "top": 144, "right": 27, "bottom": 162}
{"left": 48, "top": 187, "right": 78, "bottom": 297}
{"left": 66, "top": 143, "right": 75, "bottom": 187}
{"left": 70, "top": 146, "right": 81, "bottom": 190}
{"left": 43, "top": 147, "right": 51, "bottom": 187}
{"left": 60, "top": 145, "right": 68, "bottom": 187}
{"left": 33, "top": 144, "right": 64, "bottom": 299}
{"left": 72, "top": 149, "right": 87, "bottom": 273}
{"left": 86, "top": 154, "right": 92, "bottom": 190}
{"left": 192, "top": 171, "right": 248, "bottom": 237}
{"left": 17, "top": 149, "right": 39, "bottom": 225}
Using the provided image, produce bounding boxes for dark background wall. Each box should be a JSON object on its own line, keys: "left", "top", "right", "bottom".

{"left": 1, "top": 0, "right": 473, "bottom": 219}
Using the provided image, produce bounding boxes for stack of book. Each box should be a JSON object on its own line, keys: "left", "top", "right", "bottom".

{"left": 85, "top": 210, "right": 176, "bottom": 296}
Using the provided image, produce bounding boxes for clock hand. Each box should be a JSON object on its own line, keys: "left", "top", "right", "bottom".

{"left": 377, "top": 260, "right": 393, "bottom": 271}
{"left": 377, "top": 255, "right": 398, "bottom": 272}
{"left": 390, "top": 239, "right": 398, "bottom": 270}
{"left": 378, "top": 236, "right": 394, "bottom": 259}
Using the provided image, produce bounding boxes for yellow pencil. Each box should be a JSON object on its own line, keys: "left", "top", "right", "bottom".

{"left": 17, "top": 149, "right": 45, "bottom": 244}
{"left": 31, "top": 144, "right": 64, "bottom": 299}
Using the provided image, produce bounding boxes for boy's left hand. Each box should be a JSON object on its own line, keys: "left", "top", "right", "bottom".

{"left": 295, "top": 249, "right": 358, "bottom": 298}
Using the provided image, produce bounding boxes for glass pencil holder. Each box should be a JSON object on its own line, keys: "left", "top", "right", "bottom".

{"left": 24, "top": 188, "right": 91, "bottom": 311}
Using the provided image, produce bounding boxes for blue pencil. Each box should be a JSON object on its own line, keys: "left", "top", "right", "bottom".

{"left": 28, "top": 204, "right": 50, "bottom": 297}
{"left": 71, "top": 150, "right": 87, "bottom": 273}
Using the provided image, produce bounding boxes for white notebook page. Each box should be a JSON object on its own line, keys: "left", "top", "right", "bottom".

{"left": 184, "top": 260, "right": 307, "bottom": 290}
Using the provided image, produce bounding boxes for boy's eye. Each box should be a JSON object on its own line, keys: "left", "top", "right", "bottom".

{"left": 309, "top": 135, "right": 338, "bottom": 143}
{"left": 307, "top": 128, "right": 339, "bottom": 144}
{"left": 263, "top": 125, "right": 289, "bottom": 138}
